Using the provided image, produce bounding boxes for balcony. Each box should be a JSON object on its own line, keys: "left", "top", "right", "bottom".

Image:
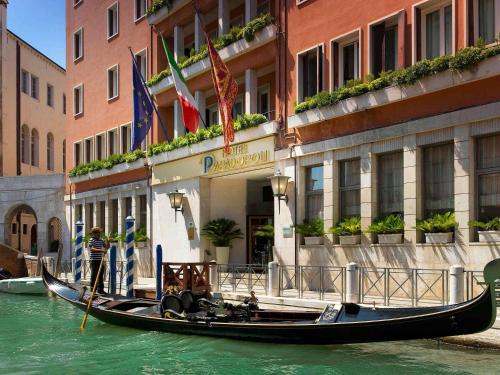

{"left": 148, "top": 23, "right": 276, "bottom": 96}
{"left": 146, "top": 0, "right": 192, "bottom": 26}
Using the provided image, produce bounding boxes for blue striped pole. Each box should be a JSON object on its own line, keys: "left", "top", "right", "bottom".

{"left": 125, "top": 216, "right": 135, "bottom": 298}
{"left": 156, "top": 244, "right": 163, "bottom": 301}
{"left": 74, "top": 221, "right": 84, "bottom": 284}
{"left": 109, "top": 245, "right": 116, "bottom": 294}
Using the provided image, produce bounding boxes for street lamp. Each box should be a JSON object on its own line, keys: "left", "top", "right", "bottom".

{"left": 269, "top": 170, "right": 290, "bottom": 214}
{"left": 168, "top": 189, "right": 184, "bottom": 221}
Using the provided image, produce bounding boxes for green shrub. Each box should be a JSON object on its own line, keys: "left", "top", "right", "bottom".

{"left": 146, "top": 0, "right": 171, "bottom": 16}
{"left": 295, "top": 218, "right": 325, "bottom": 237}
{"left": 329, "top": 217, "right": 361, "bottom": 236}
{"left": 449, "top": 47, "right": 483, "bottom": 71}
{"left": 134, "top": 227, "right": 149, "bottom": 242}
{"left": 147, "top": 13, "right": 272, "bottom": 87}
{"left": 416, "top": 212, "right": 457, "bottom": 233}
{"left": 254, "top": 224, "right": 274, "bottom": 238}
{"left": 201, "top": 218, "right": 243, "bottom": 247}
{"left": 469, "top": 217, "right": 500, "bottom": 231}
{"left": 367, "top": 214, "right": 405, "bottom": 234}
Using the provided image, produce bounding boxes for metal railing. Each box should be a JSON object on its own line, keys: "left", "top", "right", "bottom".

{"left": 218, "top": 264, "right": 268, "bottom": 294}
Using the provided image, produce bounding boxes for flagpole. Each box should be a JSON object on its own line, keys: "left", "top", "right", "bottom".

{"left": 129, "top": 48, "right": 169, "bottom": 141}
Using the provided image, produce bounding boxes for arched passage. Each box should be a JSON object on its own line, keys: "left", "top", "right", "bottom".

{"left": 4, "top": 204, "right": 38, "bottom": 255}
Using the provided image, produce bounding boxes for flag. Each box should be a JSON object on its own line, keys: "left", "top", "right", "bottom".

{"left": 160, "top": 35, "right": 199, "bottom": 133}
{"left": 131, "top": 56, "right": 155, "bottom": 150}
{"left": 205, "top": 33, "right": 238, "bottom": 154}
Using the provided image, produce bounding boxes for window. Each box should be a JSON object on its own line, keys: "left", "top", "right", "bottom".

{"left": 111, "top": 199, "right": 119, "bottom": 233}
{"left": 475, "top": 0, "right": 499, "bottom": 44}
{"left": 230, "top": 15, "right": 244, "bottom": 29}
{"left": 121, "top": 124, "right": 131, "bottom": 153}
{"left": 22, "top": 224, "right": 28, "bottom": 235}
{"left": 107, "top": 65, "right": 119, "bottom": 100}
{"left": 205, "top": 105, "right": 218, "bottom": 126}
{"left": 298, "top": 45, "right": 323, "bottom": 101}
{"left": 332, "top": 31, "right": 360, "bottom": 89}
{"left": 76, "top": 204, "right": 83, "bottom": 222}
{"left": 30, "top": 129, "right": 39, "bottom": 167}
{"left": 21, "top": 70, "right": 29, "bottom": 94}
{"left": 476, "top": 134, "right": 500, "bottom": 219}
{"left": 21, "top": 125, "right": 29, "bottom": 164}
{"left": 47, "top": 133, "right": 54, "bottom": 171}
{"left": 420, "top": 2, "right": 453, "bottom": 60}
{"left": 63, "top": 140, "right": 66, "bottom": 172}
{"left": 63, "top": 94, "right": 66, "bottom": 114}
{"left": 232, "top": 96, "right": 244, "bottom": 119}
{"left": 74, "top": 0, "right": 83, "bottom": 7}
{"left": 257, "top": 0, "right": 270, "bottom": 15}
{"left": 47, "top": 84, "right": 54, "bottom": 107}
{"left": 84, "top": 138, "right": 93, "bottom": 163}
{"left": 340, "top": 159, "right": 360, "bottom": 219}
{"left": 73, "top": 84, "right": 83, "bottom": 115}
{"left": 30, "top": 75, "right": 39, "bottom": 99}
{"left": 108, "top": 129, "right": 117, "bottom": 155}
{"left": 378, "top": 152, "right": 403, "bottom": 217}
{"left": 11, "top": 223, "right": 17, "bottom": 235}
{"left": 73, "top": 28, "right": 83, "bottom": 61}
{"left": 305, "top": 166, "right": 324, "bottom": 220}
{"left": 370, "top": 20, "right": 398, "bottom": 76}
{"left": 98, "top": 201, "right": 105, "bottom": 229}
{"left": 139, "top": 194, "right": 147, "bottom": 229}
{"left": 258, "top": 86, "right": 270, "bottom": 119}
{"left": 423, "top": 143, "right": 454, "bottom": 217}
{"left": 134, "top": 49, "right": 147, "bottom": 80}
{"left": 74, "top": 142, "right": 82, "bottom": 166}
{"left": 135, "top": 0, "right": 147, "bottom": 21}
{"left": 107, "top": 3, "right": 119, "bottom": 39}
{"left": 96, "top": 134, "right": 105, "bottom": 160}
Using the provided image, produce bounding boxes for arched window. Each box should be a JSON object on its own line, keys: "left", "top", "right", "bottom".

{"left": 47, "top": 133, "right": 54, "bottom": 171}
{"left": 21, "top": 125, "right": 30, "bottom": 164}
{"left": 30, "top": 129, "right": 39, "bottom": 167}
{"left": 62, "top": 139, "right": 66, "bottom": 172}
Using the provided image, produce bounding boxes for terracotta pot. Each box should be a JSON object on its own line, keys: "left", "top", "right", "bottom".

{"left": 339, "top": 235, "right": 361, "bottom": 245}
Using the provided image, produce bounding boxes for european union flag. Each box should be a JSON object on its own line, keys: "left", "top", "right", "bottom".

{"left": 131, "top": 57, "right": 154, "bottom": 151}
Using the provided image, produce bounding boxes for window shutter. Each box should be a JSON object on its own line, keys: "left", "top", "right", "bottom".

{"left": 372, "top": 22, "right": 385, "bottom": 76}
{"left": 415, "top": 7, "right": 422, "bottom": 62}
{"left": 317, "top": 45, "right": 323, "bottom": 93}
{"left": 397, "top": 10, "right": 406, "bottom": 69}
{"left": 332, "top": 41, "right": 339, "bottom": 89}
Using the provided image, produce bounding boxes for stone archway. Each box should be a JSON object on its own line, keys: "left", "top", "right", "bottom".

{"left": 4, "top": 204, "right": 38, "bottom": 255}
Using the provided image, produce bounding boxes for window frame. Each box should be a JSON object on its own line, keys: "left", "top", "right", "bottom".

{"left": 107, "top": 128, "right": 118, "bottom": 156}
{"left": 73, "top": 83, "right": 84, "bottom": 116}
{"left": 83, "top": 137, "right": 94, "bottom": 164}
{"left": 472, "top": 0, "right": 500, "bottom": 45}
{"left": 47, "top": 133, "right": 55, "bottom": 171}
{"left": 205, "top": 104, "right": 218, "bottom": 127}
{"left": 107, "top": 2, "right": 119, "bottom": 40}
{"left": 134, "top": 48, "right": 148, "bottom": 80}
{"left": 368, "top": 11, "right": 401, "bottom": 76}
{"left": 296, "top": 43, "right": 324, "bottom": 102}
{"left": 30, "top": 128, "right": 39, "bottom": 167}
{"left": 95, "top": 132, "right": 107, "bottom": 161}
{"left": 475, "top": 133, "right": 500, "bottom": 220}
{"left": 120, "top": 123, "right": 132, "bottom": 154}
{"left": 107, "top": 64, "right": 120, "bottom": 101}
{"left": 74, "top": 141, "right": 83, "bottom": 167}
{"left": 257, "top": 84, "right": 271, "bottom": 119}
{"left": 339, "top": 158, "right": 361, "bottom": 220}
{"left": 134, "top": 0, "right": 147, "bottom": 22}
{"left": 63, "top": 93, "right": 66, "bottom": 115}
{"left": 417, "top": 0, "right": 455, "bottom": 60}
{"left": 305, "top": 165, "right": 324, "bottom": 221}
{"left": 21, "top": 70, "right": 30, "bottom": 95}
{"left": 73, "top": 28, "right": 83, "bottom": 62}
{"left": 30, "top": 75, "right": 39, "bottom": 100}
{"left": 377, "top": 151, "right": 404, "bottom": 217}
{"left": 232, "top": 95, "right": 245, "bottom": 119}
{"left": 46, "top": 83, "right": 54, "bottom": 107}
{"left": 330, "top": 28, "right": 362, "bottom": 90}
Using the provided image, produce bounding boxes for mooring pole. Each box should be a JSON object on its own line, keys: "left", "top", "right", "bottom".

{"left": 125, "top": 216, "right": 135, "bottom": 298}
{"left": 156, "top": 244, "right": 163, "bottom": 301}
{"left": 109, "top": 245, "right": 117, "bottom": 294}
{"left": 74, "top": 221, "right": 84, "bottom": 284}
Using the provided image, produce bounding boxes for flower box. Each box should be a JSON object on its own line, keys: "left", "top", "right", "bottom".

{"left": 135, "top": 241, "right": 147, "bottom": 248}
{"left": 339, "top": 235, "right": 361, "bottom": 245}
{"left": 424, "top": 232, "right": 453, "bottom": 244}
{"left": 478, "top": 231, "right": 500, "bottom": 243}
{"left": 378, "top": 233, "right": 404, "bottom": 244}
{"left": 304, "top": 236, "right": 323, "bottom": 245}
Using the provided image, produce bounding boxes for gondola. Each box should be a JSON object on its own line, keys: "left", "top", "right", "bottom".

{"left": 42, "top": 258, "right": 499, "bottom": 345}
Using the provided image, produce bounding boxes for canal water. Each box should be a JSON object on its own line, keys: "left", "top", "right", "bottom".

{"left": 1, "top": 294, "right": 498, "bottom": 375}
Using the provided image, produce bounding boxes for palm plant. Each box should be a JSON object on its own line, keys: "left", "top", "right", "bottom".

{"left": 254, "top": 224, "right": 274, "bottom": 239}
{"left": 368, "top": 214, "right": 405, "bottom": 234}
{"left": 295, "top": 218, "right": 325, "bottom": 237}
{"left": 469, "top": 217, "right": 500, "bottom": 231}
{"left": 416, "top": 212, "right": 457, "bottom": 233}
{"left": 329, "top": 217, "right": 361, "bottom": 236}
{"left": 202, "top": 218, "right": 243, "bottom": 247}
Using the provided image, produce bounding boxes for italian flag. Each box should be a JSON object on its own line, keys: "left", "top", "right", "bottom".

{"left": 161, "top": 35, "right": 199, "bottom": 133}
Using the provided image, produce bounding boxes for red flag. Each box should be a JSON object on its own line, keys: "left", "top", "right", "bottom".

{"left": 205, "top": 33, "right": 238, "bottom": 154}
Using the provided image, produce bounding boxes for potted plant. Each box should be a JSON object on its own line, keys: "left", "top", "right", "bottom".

{"left": 368, "top": 214, "right": 405, "bottom": 244}
{"left": 201, "top": 218, "right": 243, "bottom": 264}
{"left": 469, "top": 217, "right": 500, "bottom": 242}
{"left": 330, "top": 217, "right": 361, "bottom": 245}
{"left": 134, "top": 227, "right": 149, "bottom": 248}
{"left": 295, "top": 218, "right": 325, "bottom": 245}
{"left": 416, "top": 211, "right": 457, "bottom": 244}
{"left": 107, "top": 232, "right": 120, "bottom": 247}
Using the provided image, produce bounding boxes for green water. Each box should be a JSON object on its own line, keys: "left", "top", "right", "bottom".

{"left": 0, "top": 294, "right": 499, "bottom": 375}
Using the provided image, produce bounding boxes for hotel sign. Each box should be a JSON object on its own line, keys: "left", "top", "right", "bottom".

{"left": 152, "top": 136, "right": 275, "bottom": 185}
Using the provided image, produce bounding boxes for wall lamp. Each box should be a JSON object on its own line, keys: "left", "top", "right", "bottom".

{"left": 168, "top": 189, "right": 184, "bottom": 221}
{"left": 269, "top": 170, "right": 290, "bottom": 214}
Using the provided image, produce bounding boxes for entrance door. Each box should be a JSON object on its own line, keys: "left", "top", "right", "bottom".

{"left": 247, "top": 216, "right": 273, "bottom": 265}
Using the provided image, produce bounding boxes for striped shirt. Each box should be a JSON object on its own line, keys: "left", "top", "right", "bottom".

{"left": 88, "top": 237, "right": 106, "bottom": 260}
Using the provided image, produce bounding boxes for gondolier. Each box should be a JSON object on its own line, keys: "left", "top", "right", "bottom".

{"left": 88, "top": 227, "right": 108, "bottom": 294}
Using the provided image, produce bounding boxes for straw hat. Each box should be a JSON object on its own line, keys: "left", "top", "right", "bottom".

{"left": 90, "top": 226, "right": 102, "bottom": 234}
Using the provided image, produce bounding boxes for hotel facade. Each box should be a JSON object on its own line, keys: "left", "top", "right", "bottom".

{"left": 66, "top": 0, "right": 500, "bottom": 273}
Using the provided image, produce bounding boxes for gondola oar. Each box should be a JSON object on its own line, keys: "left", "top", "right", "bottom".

{"left": 80, "top": 255, "right": 106, "bottom": 331}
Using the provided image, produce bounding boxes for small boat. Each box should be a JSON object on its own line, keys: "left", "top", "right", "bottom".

{"left": 42, "top": 259, "right": 500, "bottom": 345}
{"left": 0, "top": 277, "right": 46, "bottom": 295}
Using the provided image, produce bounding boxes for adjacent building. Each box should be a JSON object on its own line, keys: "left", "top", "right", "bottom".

{"left": 0, "top": 1, "right": 67, "bottom": 256}
{"left": 67, "top": 0, "right": 500, "bottom": 272}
